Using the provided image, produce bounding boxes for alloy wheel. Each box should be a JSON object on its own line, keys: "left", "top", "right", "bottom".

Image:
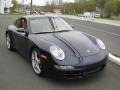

{"left": 6, "top": 34, "right": 10, "bottom": 49}
{"left": 31, "top": 50, "right": 42, "bottom": 74}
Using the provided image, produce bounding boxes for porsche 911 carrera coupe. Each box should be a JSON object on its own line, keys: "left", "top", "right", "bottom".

{"left": 5, "top": 14, "right": 108, "bottom": 79}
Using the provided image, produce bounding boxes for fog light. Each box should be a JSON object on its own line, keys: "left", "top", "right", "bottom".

{"left": 54, "top": 65, "right": 74, "bottom": 70}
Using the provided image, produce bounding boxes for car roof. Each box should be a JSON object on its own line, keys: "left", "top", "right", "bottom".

{"left": 23, "top": 14, "right": 59, "bottom": 19}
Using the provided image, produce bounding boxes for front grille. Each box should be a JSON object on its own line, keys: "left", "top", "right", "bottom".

{"left": 63, "top": 71, "right": 82, "bottom": 79}
{"left": 75, "top": 56, "right": 107, "bottom": 70}
{"left": 82, "top": 66, "right": 101, "bottom": 75}
{"left": 63, "top": 64, "right": 106, "bottom": 79}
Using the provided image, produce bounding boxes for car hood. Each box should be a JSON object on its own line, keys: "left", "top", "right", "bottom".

{"left": 36, "top": 31, "right": 100, "bottom": 57}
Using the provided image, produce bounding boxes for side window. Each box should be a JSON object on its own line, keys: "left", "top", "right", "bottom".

{"left": 30, "top": 18, "right": 52, "bottom": 33}
{"left": 14, "top": 19, "right": 22, "bottom": 28}
{"left": 14, "top": 18, "right": 27, "bottom": 29}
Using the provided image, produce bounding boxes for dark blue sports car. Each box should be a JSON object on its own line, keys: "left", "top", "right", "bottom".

{"left": 6, "top": 14, "right": 108, "bottom": 79}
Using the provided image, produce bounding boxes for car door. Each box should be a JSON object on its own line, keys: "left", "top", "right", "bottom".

{"left": 14, "top": 18, "right": 29, "bottom": 57}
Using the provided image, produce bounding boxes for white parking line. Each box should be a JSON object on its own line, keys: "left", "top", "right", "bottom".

{"left": 109, "top": 53, "right": 120, "bottom": 66}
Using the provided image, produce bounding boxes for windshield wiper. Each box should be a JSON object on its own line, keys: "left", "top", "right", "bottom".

{"left": 56, "top": 30, "right": 71, "bottom": 32}
{"left": 35, "top": 32, "right": 54, "bottom": 34}
{"left": 34, "top": 30, "right": 71, "bottom": 34}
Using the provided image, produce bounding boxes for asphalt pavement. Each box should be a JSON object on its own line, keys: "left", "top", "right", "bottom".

{"left": 0, "top": 15, "right": 120, "bottom": 90}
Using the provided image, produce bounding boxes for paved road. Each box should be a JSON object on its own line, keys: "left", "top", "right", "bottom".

{"left": 0, "top": 15, "right": 120, "bottom": 90}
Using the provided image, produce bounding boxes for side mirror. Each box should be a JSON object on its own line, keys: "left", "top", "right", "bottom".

{"left": 17, "top": 28, "right": 25, "bottom": 33}
{"left": 17, "top": 28, "right": 29, "bottom": 37}
{"left": 25, "top": 31, "right": 29, "bottom": 37}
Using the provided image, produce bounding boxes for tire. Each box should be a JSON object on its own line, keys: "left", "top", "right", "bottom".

{"left": 31, "top": 48, "right": 44, "bottom": 76}
{"left": 6, "top": 33, "right": 14, "bottom": 50}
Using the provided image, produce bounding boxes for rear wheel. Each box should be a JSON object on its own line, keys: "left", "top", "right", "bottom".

{"left": 31, "top": 48, "right": 44, "bottom": 76}
{"left": 6, "top": 33, "right": 14, "bottom": 50}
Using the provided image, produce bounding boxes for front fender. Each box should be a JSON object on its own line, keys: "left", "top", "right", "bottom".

{"left": 29, "top": 34, "right": 54, "bottom": 54}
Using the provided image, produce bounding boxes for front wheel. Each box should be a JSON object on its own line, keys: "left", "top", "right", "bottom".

{"left": 31, "top": 48, "right": 44, "bottom": 76}
{"left": 6, "top": 33, "right": 14, "bottom": 50}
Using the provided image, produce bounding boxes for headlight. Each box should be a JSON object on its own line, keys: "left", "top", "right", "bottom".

{"left": 96, "top": 39, "right": 105, "bottom": 49}
{"left": 50, "top": 45, "right": 65, "bottom": 60}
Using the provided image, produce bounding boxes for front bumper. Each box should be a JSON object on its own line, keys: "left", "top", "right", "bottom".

{"left": 50, "top": 55, "right": 108, "bottom": 79}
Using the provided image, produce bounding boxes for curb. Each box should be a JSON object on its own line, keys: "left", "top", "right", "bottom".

{"left": 108, "top": 53, "right": 120, "bottom": 66}
{"left": 93, "top": 20, "right": 120, "bottom": 27}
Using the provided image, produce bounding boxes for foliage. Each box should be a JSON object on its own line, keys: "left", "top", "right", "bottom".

{"left": 114, "top": 0, "right": 120, "bottom": 16}
{"left": 104, "top": 0, "right": 117, "bottom": 18}
{"left": 10, "top": 0, "right": 18, "bottom": 13}
{"left": 9, "top": 0, "right": 120, "bottom": 18}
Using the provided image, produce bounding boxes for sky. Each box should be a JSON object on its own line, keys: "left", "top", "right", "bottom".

{"left": 17, "top": 0, "right": 74, "bottom": 6}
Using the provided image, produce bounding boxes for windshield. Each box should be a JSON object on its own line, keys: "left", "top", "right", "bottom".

{"left": 54, "top": 17, "right": 73, "bottom": 31}
{"left": 30, "top": 17, "right": 73, "bottom": 34}
{"left": 30, "top": 18, "right": 53, "bottom": 33}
